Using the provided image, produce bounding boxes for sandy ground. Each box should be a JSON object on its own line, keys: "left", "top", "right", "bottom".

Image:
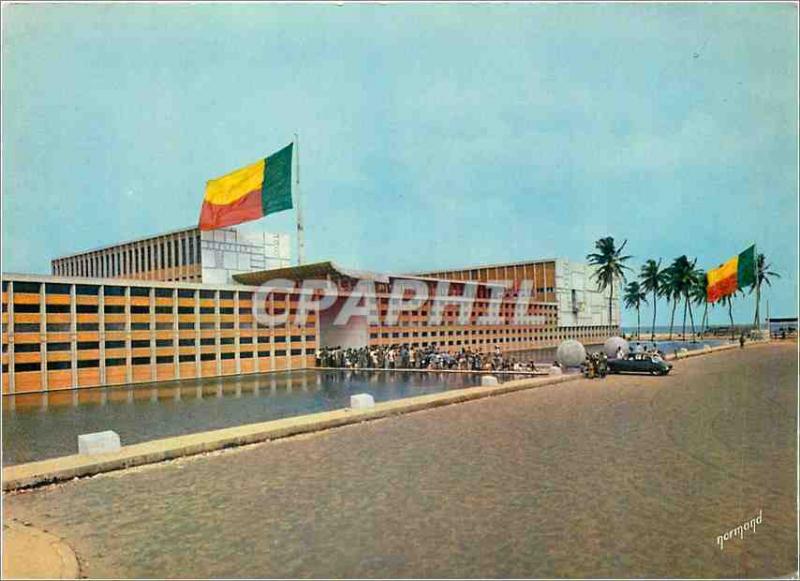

{"left": 3, "top": 341, "right": 796, "bottom": 578}
{"left": 2, "top": 519, "right": 79, "bottom": 579}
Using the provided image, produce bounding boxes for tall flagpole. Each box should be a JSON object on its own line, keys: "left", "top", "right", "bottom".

{"left": 294, "top": 132, "right": 305, "bottom": 266}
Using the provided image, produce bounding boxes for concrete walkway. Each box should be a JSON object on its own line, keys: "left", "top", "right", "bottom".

{"left": 3, "top": 340, "right": 793, "bottom": 578}
{"left": 2, "top": 519, "right": 79, "bottom": 579}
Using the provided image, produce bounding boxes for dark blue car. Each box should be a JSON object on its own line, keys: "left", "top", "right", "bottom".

{"left": 607, "top": 353, "right": 672, "bottom": 376}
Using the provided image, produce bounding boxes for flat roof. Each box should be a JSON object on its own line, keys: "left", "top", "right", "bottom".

{"left": 51, "top": 225, "right": 203, "bottom": 261}
{"left": 410, "top": 257, "right": 562, "bottom": 276}
{"left": 1, "top": 271, "right": 252, "bottom": 292}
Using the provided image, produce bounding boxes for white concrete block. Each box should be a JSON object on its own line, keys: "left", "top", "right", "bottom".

{"left": 549, "top": 366, "right": 563, "bottom": 375}
{"left": 481, "top": 376, "right": 499, "bottom": 387}
{"left": 350, "top": 393, "right": 375, "bottom": 410}
{"left": 78, "top": 431, "right": 121, "bottom": 456}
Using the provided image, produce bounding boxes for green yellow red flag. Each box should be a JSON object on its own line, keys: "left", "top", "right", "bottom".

{"left": 706, "top": 245, "right": 756, "bottom": 303}
{"left": 198, "top": 144, "right": 293, "bottom": 231}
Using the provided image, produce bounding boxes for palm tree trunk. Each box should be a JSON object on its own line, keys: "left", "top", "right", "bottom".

{"left": 651, "top": 290, "right": 657, "bottom": 342}
{"left": 701, "top": 302, "right": 708, "bottom": 336}
{"left": 728, "top": 299, "right": 735, "bottom": 339}
{"left": 609, "top": 285, "right": 614, "bottom": 337}
{"left": 688, "top": 300, "right": 696, "bottom": 342}
{"left": 636, "top": 306, "right": 640, "bottom": 339}
{"left": 753, "top": 283, "right": 761, "bottom": 329}
{"left": 681, "top": 296, "right": 688, "bottom": 340}
{"left": 668, "top": 299, "right": 677, "bottom": 340}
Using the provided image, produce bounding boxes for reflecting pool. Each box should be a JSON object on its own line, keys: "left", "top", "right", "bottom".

{"left": 2, "top": 369, "right": 520, "bottom": 466}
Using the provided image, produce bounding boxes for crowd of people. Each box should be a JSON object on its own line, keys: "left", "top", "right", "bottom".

{"left": 624, "top": 342, "right": 667, "bottom": 359}
{"left": 316, "top": 344, "right": 538, "bottom": 372}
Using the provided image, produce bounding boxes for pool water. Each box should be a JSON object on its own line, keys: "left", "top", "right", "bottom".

{"left": 2, "top": 369, "right": 519, "bottom": 466}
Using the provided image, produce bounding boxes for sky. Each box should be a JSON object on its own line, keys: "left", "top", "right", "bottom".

{"left": 2, "top": 2, "right": 797, "bottom": 327}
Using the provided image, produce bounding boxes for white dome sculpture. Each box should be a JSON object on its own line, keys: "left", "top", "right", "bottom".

{"left": 556, "top": 340, "right": 587, "bottom": 368}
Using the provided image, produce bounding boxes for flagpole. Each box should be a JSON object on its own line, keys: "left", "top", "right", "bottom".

{"left": 294, "top": 132, "right": 304, "bottom": 266}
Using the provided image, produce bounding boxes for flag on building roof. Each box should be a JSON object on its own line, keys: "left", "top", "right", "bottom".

{"left": 706, "top": 244, "right": 756, "bottom": 303}
{"left": 198, "top": 143, "right": 293, "bottom": 231}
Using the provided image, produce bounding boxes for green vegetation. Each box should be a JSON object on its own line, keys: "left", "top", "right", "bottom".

{"left": 587, "top": 237, "right": 632, "bottom": 336}
{"left": 589, "top": 238, "right": 780, "bottom": 339}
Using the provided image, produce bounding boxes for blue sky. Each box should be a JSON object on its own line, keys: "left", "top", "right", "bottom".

{"left": 2, "top": 3, "right": 797, "bottom": 326}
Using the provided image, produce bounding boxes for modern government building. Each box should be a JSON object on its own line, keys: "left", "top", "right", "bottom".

{"left": 2, "top": 226, "right": 619, "bottom": 394}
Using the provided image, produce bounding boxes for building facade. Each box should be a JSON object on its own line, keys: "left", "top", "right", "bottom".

{"left": 51, "top": 227, "right": 290, "bottom": 284}
{"left": 2, "top": 274, "right": 316, "bottom": 394}
{"left": 416, "top": 258, "right": 620, "bottom": 333}
{"left": 3, "top": 256, "right": 619, "bottom": 394}
{"left": 237, "top": 259, "right": 617, "bottom": 354}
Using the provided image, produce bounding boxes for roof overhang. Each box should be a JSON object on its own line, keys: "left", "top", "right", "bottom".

{"left": 233, "top": 261, "right": 392, "bottom": 286}
{"left": 232, "top": 261, "right": 509, "bottom": 289}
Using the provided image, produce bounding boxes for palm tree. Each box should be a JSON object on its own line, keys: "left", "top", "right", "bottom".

{"left": 662, "top": 264, "right": 681, "bottom": 340}
{"left": 639, "top": 259, "right": 665, "bottom": 341}
{"left": 623, "top": 281, "right": 648, "bottom": 339}
{"left": 719, "top": 290, "right": 742, "bottom": 340}
{"left": 671, "top": 256, "right": 701, "bottom": 341}
{"left": 689, "top": 269, "right": 708, "bottom": 337}
{"left": 587, "top": 237, "right": 632, "bottom": 336}
{"left": 750, "top": 253, "right": 780, "bottom": 329}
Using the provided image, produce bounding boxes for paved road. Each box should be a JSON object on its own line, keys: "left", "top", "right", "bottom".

{"left": 4, "top": 342, "right": 796, "bottom": 578}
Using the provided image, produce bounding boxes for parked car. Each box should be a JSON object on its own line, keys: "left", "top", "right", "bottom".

{"left": 608, "top": 353, "right": 673, "bottom": 376}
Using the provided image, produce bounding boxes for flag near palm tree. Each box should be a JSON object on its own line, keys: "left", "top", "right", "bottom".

{"left": 640, "top": 259, "right": 666, "bottom": 341}
{"left": 587, "top": 237, "right": 632, "bottom": 336}
{"left": 623, "top": 281, "right": 648, "bottom": 339}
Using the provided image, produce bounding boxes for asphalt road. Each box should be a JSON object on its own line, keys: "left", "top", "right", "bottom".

{"left": 4, "top": 342, "right": 796, "bottom": 578}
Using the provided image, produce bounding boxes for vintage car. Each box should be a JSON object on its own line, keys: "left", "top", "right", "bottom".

{"left": 607, "top": 353, "right": 673, "bottom": 375}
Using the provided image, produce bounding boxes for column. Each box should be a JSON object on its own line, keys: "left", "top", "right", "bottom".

{"left": 172, "top": 235, "right": 178, "bottom": 282}
{"left": 125, "top": 285, "right": 132, "bottom": 383}
{"left": 194, "top": 290, "right": 201, "bottom": 377}
{"left": 99, "top": 285, "right": 106, "bottom": 385}
{"left": 149, "top": 287, "right": 156, "bottom": 381}
{"left": 155, "top": 239, "right": 162, "bottom": 278}
{"left": 139, "top": 244, "right": 144, "bottom": 277}
{"left": 70, "top": 283, "right": 78, "bottom": 388}
{"left": 253, "top": 291, "right": 260, "bottom": 374}
{"left": 176, "top": 233, "right": 184, "bottom": 281}
{"left": 39, "top": 283, "right": 48, "bottom": 391}
{"left": 234, "top": 291, "right": 241, "bottom": 374}
{"left": 215, "top": 290, "right": 221, "bottom": 375}
{"left": 7, "top": 281, "right": 15, "bottom": 394}
{"left": 173, "top": 288, "right": 180, "bottom": 379}
{"left": 270, "top": 293, "right": 276, "bottom": 371}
